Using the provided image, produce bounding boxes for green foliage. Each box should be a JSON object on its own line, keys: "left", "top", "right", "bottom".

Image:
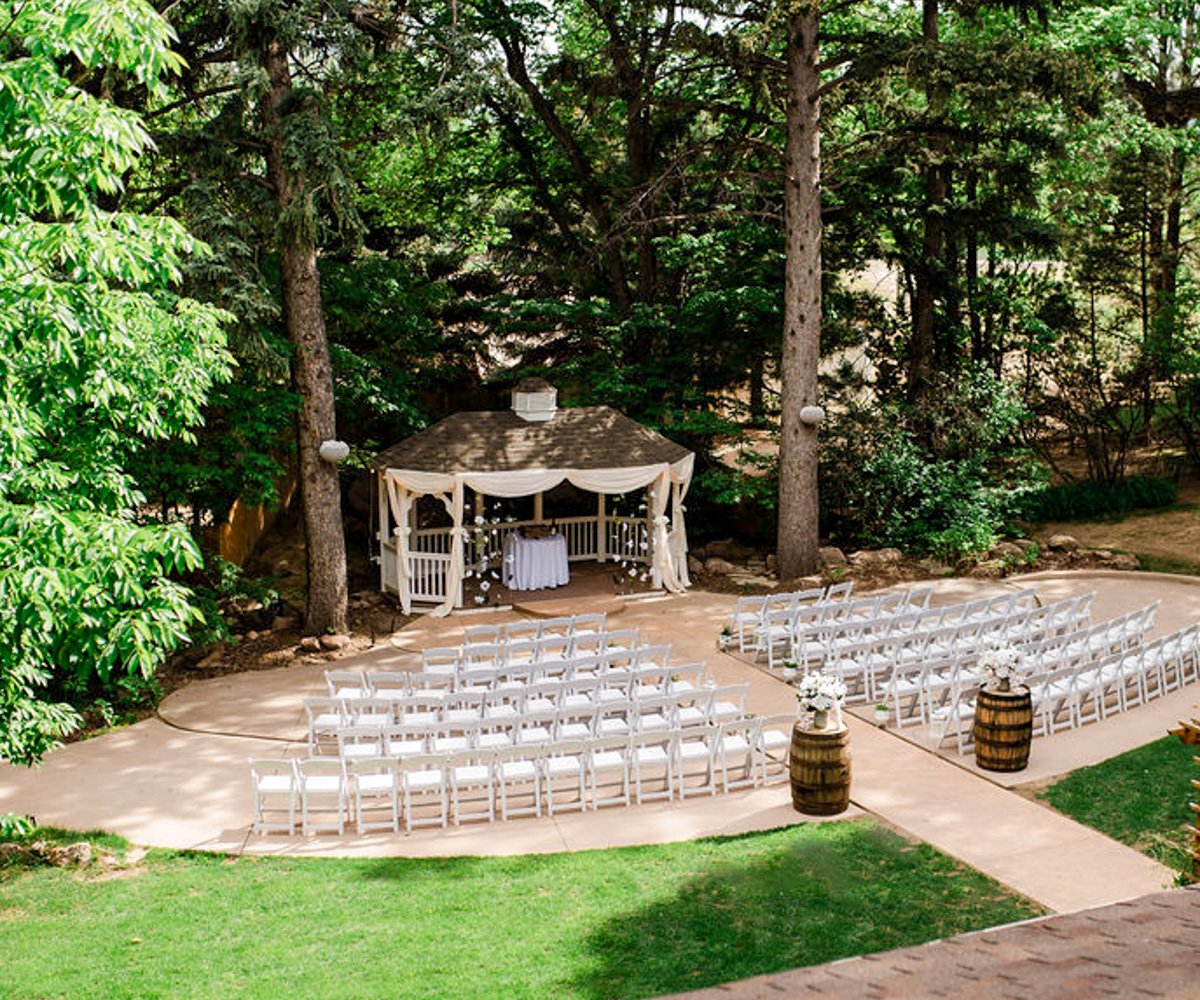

{"left": 0, "top": 814, "right": 35, "bottom": 841}
{"left": 0, "top": 821, "right": 1040, "bottom": 997}
{"left": 0, "top": 0, "right": 231, "bottom": 764}
{"left": 823, "top": 370, "right": 1044, "bottom": 559}
{"left": 1041, "top": 736, "right": 1195, "bottom": 877}
{"left": 1019, "top": 475, "right": 1178, "bottom": 521}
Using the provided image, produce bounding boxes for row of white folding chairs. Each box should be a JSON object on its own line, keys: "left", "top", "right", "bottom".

{"left": 253, "top": 715, "right": 794, "bottom": 835}
{"left": 326, "top": 648, "right": 681, "bottom": 705}
{"left": 308, "top": 681, "right": 748, "bottom": 754}
{"left": 880, "top": 604, "right": 1161, "bottom": 727}
{"left": 460, "top": 612, "right": 606, "bottom": 646}
{"left": 729, "top": 582, "right": 856, "bottom": 652}
{"left": 821, "top": 594, "right": 1093, "bottom": 701}
{"left": 754, "top": 585, "right": 934, "bottom": 664}
{"left": 783, "top": 588, "right": 1046, "bottom": 666}
{"left": 934, "top": 623, "right": 1200, "bottom": 754}
{"left": 422, "top": 627, "right": 644, "bottom": 677}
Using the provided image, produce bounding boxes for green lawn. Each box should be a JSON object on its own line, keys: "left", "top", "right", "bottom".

{"left": 1040, "top": 735, "right": 1196, "bottom": 877}
{"left": 0, "top": 820, "right": 1040, "bottom": 999}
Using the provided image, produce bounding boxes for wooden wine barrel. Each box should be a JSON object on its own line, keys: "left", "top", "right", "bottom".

{"left": 789, "top": 722, "right": 851, "bottom": 815}
{"left": 973, "top": 685, "right": 1033, "bottom": 772}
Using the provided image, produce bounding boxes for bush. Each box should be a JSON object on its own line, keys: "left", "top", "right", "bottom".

{"left": 821, "top": 369, "right": 1044, "bottom": 561}
{"left": 1019, "top": 475, "right": 1178, "bottom": 521}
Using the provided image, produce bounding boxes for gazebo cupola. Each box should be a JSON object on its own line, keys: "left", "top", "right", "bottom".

{"left": 511, "top": 377, "right": 558, "bottom": 422}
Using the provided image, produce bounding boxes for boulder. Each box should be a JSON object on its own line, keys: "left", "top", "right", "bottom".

{"left": 271, "top": 615, "right": 298, "bottom": 632}
{"left": 687, "top": 555, "right": 704, "bottom": 577}
{"left": 849, "top": 547, "right": 903, "bottom": 566}
{"left": 298, "top": 636, "right": 322, "bottom": 653}
{"left": 988, "top": 541, "right": 1025, "bottom": 561}
{"left": 917, "top": 558, "right": 954, "bottom": 577}
{"left": 1110, "top": 553, "right": 1140, "bottom": 571}
{"left": 319, "top": 633, "right": 352, "bottom": 651}
{"left": 1046, "top": 533, "right": 1079, "bottom": 552}
{"left": 46, "top": 842, "right": 92, "bottom": 868}
{"left": 704, "top": 538, "right": 757, "bottom": 561}
{"left": 819, "top": 546, "right": 848, "bottom": 567}
{"left": 704, "top": 557, "right": 736, "bottom": 576}
{"left": 196, "top": 646, "right": 224, "bottom": 670}
{"left": 245, "top": 630, "right": 260, "bottom": 642}
{"left": 968, "top": 560, "right": 1006, "bottom": 579}
{"left": 1011, "top": 538, "right": 1038, "bottom": 554}
{"left": 765, "top": 554, "right": 778, "bottom": 573}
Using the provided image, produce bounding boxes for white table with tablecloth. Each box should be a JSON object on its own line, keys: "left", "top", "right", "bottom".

{"left": 502, "top": 533, "right": 570, "bottom": 591}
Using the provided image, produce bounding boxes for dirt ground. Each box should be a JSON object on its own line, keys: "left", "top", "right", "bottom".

{"left": 1035, "top": 471, "right": 1200, "bottom": 569}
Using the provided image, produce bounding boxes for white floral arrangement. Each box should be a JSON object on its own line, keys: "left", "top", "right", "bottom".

{"left": 979, "top": 643, "right": 1025, "bottom": 690}
{"left": 796, "top": 671, "right": 847, "bottom": 713}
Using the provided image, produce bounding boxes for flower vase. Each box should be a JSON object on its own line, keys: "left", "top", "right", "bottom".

{"left": 997, "top": 677, "right": 1011, "bottom": 693}
{"left": 811, "top": 709, "right": 829, "bottom": 730}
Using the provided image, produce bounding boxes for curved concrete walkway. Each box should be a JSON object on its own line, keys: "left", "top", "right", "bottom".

{"left": 1, "top": 572, "right": 1193, "bottom": 914}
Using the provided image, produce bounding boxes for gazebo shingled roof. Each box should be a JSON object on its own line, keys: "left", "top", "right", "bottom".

{"left": 373, "top": 405, "right": 690, "bottom": 474}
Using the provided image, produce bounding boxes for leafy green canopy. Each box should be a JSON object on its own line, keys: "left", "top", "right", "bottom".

{"left": 0, "top": 0, "right": 231, "bottom": 764}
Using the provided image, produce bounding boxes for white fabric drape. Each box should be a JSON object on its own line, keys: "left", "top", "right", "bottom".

{"left": 648, "top": 468, "right": 684, "bottom": 593}
{"left": 384, "top": 463, "right": 683, "bottom": 498}
{"left": 384, "top": 477, "right": 413, "bottom": 612}
{"left": 431, "top": 477, "right": 467, "bottom": 618}
{"left": 669, "top": 475, "right": 691, "bottom": 588}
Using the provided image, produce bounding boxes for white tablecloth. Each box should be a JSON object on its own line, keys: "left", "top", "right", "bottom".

{"left": 503, "top": 533, "right": 569, "bottom": 591}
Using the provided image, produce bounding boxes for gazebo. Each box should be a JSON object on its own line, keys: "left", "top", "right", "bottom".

{"left": 372, "top": 380, "right": 694, "bottom": 615}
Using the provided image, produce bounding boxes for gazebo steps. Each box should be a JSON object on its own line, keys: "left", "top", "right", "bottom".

{"left": 513, "top": 594, "right": 627, "bottom": 619}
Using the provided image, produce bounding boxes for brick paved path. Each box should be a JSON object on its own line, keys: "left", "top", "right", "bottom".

{"left": 662, "top": 886, "right": 1200, "bottom": 1000}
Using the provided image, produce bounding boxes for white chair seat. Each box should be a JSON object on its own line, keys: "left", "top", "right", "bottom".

{"left": 405, "top": 770, "right": 443, "bottom": 791}
{"left": 257, "top": 775, "right": 293, "bottom": 793}
{"left": 356, "top": 773, "right": 395, "bottom": 793}
{"left": 500, "top": 760, "right": 537, "bottom": 781}
{"left": 546, "top": 755, "right": 582, "bottom": 776}
{"left": 517, "top": 726, "right": 552, "bottom": 744}
{"left": 433, "top": 736, "right": 470, "bottom": 753}
{"left": 598, "top": 718, "right": 629, "bottom": 735}
{"left": 676, "top": 707, "right": 705, "bottom": 726}
{"left": 453, "top": 764, "right": 490, "bottom": 783}
{"left": 386, "top": 739, "right": 425, "bottom": 757}
{"left": 304, "top": 776, "right": 342, "bottom": 793}
{"left": 478, "top": 731, "right": 513, "bottom": 748}
{"left": 592, "top": 750, "right": 625, "bottom": 770}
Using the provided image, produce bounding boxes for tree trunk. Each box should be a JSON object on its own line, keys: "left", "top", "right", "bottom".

{"left": 907, "top": 0, "right": 947, "bottom": 413}
{"left": 777, "top": 6, "right": 822, "bottom": 581}
{"left": 262, "top": 37, "right": 348, "bottom": 635}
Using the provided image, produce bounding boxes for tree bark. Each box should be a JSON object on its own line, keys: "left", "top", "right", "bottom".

{"left": 262, "top": 37, "right": 348, "bottom": 635}
{"left": 908, "top": 0, "right": 948, "bottom": 413}
{"left": 776, "top": 5, "right": 822, "bottom": 581}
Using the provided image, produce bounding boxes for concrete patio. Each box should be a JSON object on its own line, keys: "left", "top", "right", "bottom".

{"left": 2, "top": 570, "right": 1195, "bottom": 914}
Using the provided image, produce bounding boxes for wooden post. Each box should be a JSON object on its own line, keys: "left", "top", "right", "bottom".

{"left": 533, "top": 491, "right": 544, "bottom": 524}
{"left": 376, "top": 472, "right": 388, "bottom": 592}
{"left": 596, "top": 493, "right": 606, "bottom": 563}
{"left": 1169, "top": 718, "right": 1200, "bottom": 884}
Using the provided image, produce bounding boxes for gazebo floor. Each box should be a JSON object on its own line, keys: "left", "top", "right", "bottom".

{"left": 472, "top": 559, "right": 659, "bottom": 617}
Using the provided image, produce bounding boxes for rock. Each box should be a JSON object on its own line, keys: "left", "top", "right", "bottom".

{"left": 1110, "top": 553, "right": 1140, "bottom": 571}
{"left": 46, "top": 842, "right": 92, "bottom": 867}
{"left": 299, "top": 636, "right": 322, "bottom": 653}
{"left": 1012, "top": 538, "right": 1038, "bottom": 554}
{"left": 917, "top": 558, "right": 954, "bottom": 577}
{"left": 849, "top": 547, "right": 903, "bottom": 566}
{"left": 318, "top": 633, "right": 351, "bottom": 651}
{"left": 273, "top": 559, "right": 294, "bottom": 577}
{"left": 765, "top": 554, "right": 778, "bottom": 573}
{"left": 246, "top": 630, "right": 260, "bottom": 642}
{"left": 968, "top": 560, "right": 1006, "bottom": 579}
{"left": 1047, "top": 533, "right": 1079, "bottom": 552}
{"left": 819, "top": 546, "right": 848, "bottom": 566}
{"left": 1093, "top": 550, "right": 1113, "bottom": 560}
{"left": 196, "top": 647, "right": 224, "bottom": 669}
{"left": 687, "top": 555, "right": 704, "bottom": 576}
{"left": 988, "top": 541, "right": 1024, "bottom": 560}
{"left": 703, "top": 538, "right": 756, "bottom": 561}
{"left": 704, "top": 557, "right": 736, "bottom": 576}
{"left": 0, "top": 843, "right": 24, "bottom": 861}
{"left": 271, "top": 615, "right": 298, "bottom": 632}
{"left": 729, "top": 573, "right": 775, "bottom": 589}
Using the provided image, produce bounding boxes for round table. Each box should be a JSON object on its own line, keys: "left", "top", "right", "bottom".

{"left": 502, "top": 533, "right": 570, "bottom": 591}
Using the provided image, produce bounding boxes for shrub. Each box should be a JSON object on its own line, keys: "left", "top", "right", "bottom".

{"left": 1019, "top": 475, "right": 1178, "bottom": 521}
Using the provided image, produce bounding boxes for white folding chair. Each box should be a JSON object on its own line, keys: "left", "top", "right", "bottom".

{"left": 304, "top": 696, "right": 347, "bottom": 755}
{"left": 544, "top": 739, "right": 588, "bottom": 816}
{"left": 587, "top": 734, "right": 631, "bottom": 809}
{"left": 716, "top": 719, "right": 758, "bottom": 791}
{"left": 630, "top": 731, "right": 673, "bottom": 804}
{"left": 298, "top": 758, "right": 348, "bottom": 836}
{"left": 674, "top": 727, "right": 718, "bottom": 798}
{"left": 447, "top": 749, "right": 495, "bottom": 826}
{"left": 399, "top": 753, "right": 448, "bottom": 830}
{"left": 495, "top": 743, "right": 543, "bottom": 820}
{"left": 325, "top": 669, "right": 369, "bottom": 700}
{"left": 250, "top": 759, "right": 298, "bottom": 835}
{"left": 350, "top": 757, "right": 400, "bottom": 834}
{"left": 754, "top": 714, "right": 794, "bottom": 785}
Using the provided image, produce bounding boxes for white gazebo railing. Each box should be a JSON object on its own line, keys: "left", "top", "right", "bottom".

{"left": 380, "top": 514, "right": 651, "bottom": 606}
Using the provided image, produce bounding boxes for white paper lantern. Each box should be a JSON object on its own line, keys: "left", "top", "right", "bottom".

{"left": 318, "top": 439, "right": 351, "bottom": 463}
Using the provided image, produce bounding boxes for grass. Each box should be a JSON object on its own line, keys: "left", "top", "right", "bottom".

{"left": 0, "top": 820, "right": 1041, "bottom": 999}
{"left": 1135, "top": 553, "right": 1200, "bottom": 577}
{"left": 1039, "top": 736, "right": 1196, "bottom": 878}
